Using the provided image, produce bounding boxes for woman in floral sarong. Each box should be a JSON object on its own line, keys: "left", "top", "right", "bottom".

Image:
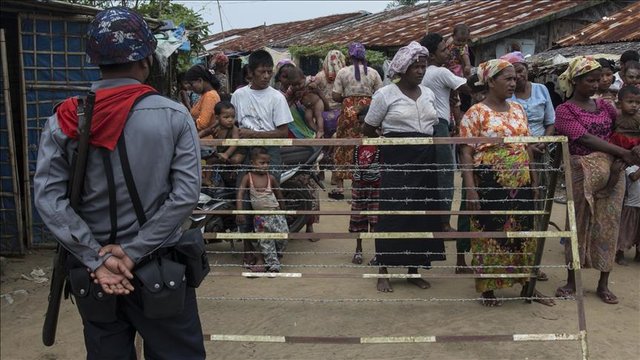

{"left": 554, "top": 57, "right": 640, "bottom": 305}
{"left": 459, "top": 59, "right": 555, "bottom": 307}
{"left": 331, "top": 42, "right": 382, "bottom": 199}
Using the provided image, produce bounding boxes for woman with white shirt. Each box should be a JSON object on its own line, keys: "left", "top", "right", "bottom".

{"left": 363, "top": 42, "right": 445, "bottom": 293}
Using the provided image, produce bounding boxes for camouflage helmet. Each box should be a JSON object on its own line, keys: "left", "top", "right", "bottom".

{"left": 86, "top": 7, "right": 157, "bottom": 65}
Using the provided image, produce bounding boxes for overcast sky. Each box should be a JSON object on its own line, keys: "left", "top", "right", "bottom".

{"left": 176, "top": 1, "right": 410, "bottom": 34}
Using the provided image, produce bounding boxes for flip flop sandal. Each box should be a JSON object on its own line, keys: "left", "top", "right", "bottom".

{"left": 480, "top": 297, "right": 503, "bottom": 307}
{"left": 328, "top": 191, "right": 344, "bottom": 200}
{"left": 597, "top": 290, "right": 619, "bottom": 304}
{"left": 554, "top": 287, "right": 575, "bottom": 298}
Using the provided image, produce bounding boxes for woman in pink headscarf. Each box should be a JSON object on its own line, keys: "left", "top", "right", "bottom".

{"left": 330, "top": 43, "right": 383, "bottom": 199}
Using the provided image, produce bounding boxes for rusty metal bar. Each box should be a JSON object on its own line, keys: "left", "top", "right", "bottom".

{"left": 205, "top": 333, "right": 580, "bottom": 344}
{"left": 193, "top": 209, "right": 548, "bottom": 216}
{"left": 561, "top": 142, "right": 589, "bottom": 360}
{"left": 209, "top": 271, "right": 534, "bottom": 279}
{"left": 203, "top": 231, "right": 574, "bottom": 240}
{"left": 200, "top": 136, "right": 568, "bottom": 147}
{"left": 525, "top": 144, "right": 563, "bottom": 301}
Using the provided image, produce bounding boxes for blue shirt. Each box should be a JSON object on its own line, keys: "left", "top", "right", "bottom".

{"left": 509, "top": 83, "right": 555, "bottom": 136}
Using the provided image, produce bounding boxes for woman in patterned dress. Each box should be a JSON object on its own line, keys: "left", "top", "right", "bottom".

{"left": 331, "top": 43, "right": 382, "bottom": 199}
{"left": 554, "top": 57, "right": 640, "bottom": 304}
{"left": 459, "top": 59, "right": 555, "bottom": 307}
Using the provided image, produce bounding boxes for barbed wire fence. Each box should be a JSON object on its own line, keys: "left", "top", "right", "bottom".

{"left": 196, "top": 136, "right": 587, "bottom": 359}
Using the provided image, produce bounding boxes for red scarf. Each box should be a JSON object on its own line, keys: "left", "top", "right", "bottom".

{"left": 57, "top": 84, "right": 157, "bottom": 150}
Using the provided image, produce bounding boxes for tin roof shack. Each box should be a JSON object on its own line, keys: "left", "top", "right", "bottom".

{"left": 528, "top": 1, "right": 640, "bottom": 86}
{"left": 279, "top": 0, "right": 628, "bottom": 64}
{"left": 202, "top": 12, "right": 367, "bottom": 53}
{"left": 0, "top": 0, "right": 171, "bottom": 254}
{"left": 201, "top": 12, "right": 367, "bottom": 89}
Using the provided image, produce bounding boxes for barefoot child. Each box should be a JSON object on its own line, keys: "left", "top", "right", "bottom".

{"left": 236, "top": 147, "right": 289, "bottom": 272}
{"left": 349, "top": 106, "right": 380, "bottom": 264}
{"left": 615, "top": 165, "right": 640, "bottom": 265}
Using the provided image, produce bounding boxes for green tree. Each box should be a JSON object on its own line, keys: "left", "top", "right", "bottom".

{"left": 386, "top": 0, "right": 420, "bottom": 10}
{"left": 63, "top": 0, "right": 209, "bottom": 71}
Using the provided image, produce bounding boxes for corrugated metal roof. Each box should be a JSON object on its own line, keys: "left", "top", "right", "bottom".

{"left": 279, "top": 0, "right": 601, "bottom": 49}
{"left": 205, "top": 12, "right": 366, "bottom": 52}
{"left": 555, "top": 1, "right": 640, "bottom": 47}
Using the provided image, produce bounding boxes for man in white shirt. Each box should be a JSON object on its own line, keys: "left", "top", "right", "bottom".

{"left": 231, "top": 49, "right": 293, "bottom": 180}
{"left": 420, "top": 32, "right": 470, "bottom": 271}
{"left": 420, "top": 33, "right": 468, "bottom": 126}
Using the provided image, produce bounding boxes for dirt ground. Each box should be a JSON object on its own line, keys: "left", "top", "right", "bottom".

{"left": 2, "top": 180, "right": 639, "bottom": 360}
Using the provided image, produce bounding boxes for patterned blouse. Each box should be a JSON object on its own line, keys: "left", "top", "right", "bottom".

{"left": 314, "top": 71, "right": 341, "bottom": 110}
{"left": 460, "top": 102, "right": 530, "bottom": 165}
{"left": 555, "top": 99, "right": 617, "bottom": 156}
{"left": 332, "top": 65, "right": 382, "bottom": 98}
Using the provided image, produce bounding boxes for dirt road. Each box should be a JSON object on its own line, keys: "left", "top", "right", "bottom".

{"left": 2, "top": 188, "right": 639, "bottom": 359}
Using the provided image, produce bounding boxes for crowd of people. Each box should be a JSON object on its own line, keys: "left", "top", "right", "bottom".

{"left": 177, "top": 34, "right": 640, "bottom": 306}
{"left": 31, "top": 6, "right": 639, "bottom": 358}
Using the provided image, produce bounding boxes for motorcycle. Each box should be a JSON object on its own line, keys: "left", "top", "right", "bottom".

{"left": 189, "top": 145, "right": 324, "bottom": 243}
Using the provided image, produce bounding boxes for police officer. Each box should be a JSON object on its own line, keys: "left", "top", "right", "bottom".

{"left": 34, "top": 7, "right": 205, "bottom": 359}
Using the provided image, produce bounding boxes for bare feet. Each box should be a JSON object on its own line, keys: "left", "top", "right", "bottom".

{"left": 407, "top": 278, "right": 431, "bottom": 289}
{"left": 615, "top": 250, "right": 628, "bottom": 266}
{"left": 377, "top": 278, "right": 393, "bottom": 292}
{"left": 352, "top": 252, "right": 363, "bottom": 264}
{"left": 481, "top": 291, "right": 502, "bottom": 307}
{"left": 306, "top": 225, "right": 319, "bottom": 242}
{"left": 377, "top": 267, "right": 393, "bottom": 292}
{"left": 596, "top": 287, "right": 619, "bottom": 304}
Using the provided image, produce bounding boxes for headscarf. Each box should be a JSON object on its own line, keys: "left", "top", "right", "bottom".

{"left": 387, "top": 41, "right": 429, "bottom": 79}
{"left": 323, "top": 50, "right": 346, "bottom": 83}
{"left": 214, "top": 52, "right": 229, "bottom": 67}
{"left": 475, "top": 59, "right": 513, "bottom": 86}
{"left": 348, "top": 42, "right": 368, "bottom": 81}
{"left": 558, "top": 56, "right": 601, "bottom": 98}
{"left": 500, "top": 51, "right": 526, "bottom": 65}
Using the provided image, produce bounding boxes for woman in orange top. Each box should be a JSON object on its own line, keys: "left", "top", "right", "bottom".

{"left": 184, "top": 64, "right": 222, "bottom": 136}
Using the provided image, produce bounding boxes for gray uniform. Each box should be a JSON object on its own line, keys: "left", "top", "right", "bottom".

{"left": 34, "top": 78, "right": 201, "bottom": 271}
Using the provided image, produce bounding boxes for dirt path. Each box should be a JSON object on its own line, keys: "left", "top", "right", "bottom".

{"left": 2, "top": 184, "right": 639, "bottom": 359}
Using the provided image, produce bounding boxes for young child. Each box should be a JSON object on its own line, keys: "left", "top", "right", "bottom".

{"left": 446, "top": 24, "right": 472, "bottom": 127}
{"left": 300, "top": 91, "right": 325, "bottom": 138}
{"left": 199, "top": 102, "right": 245, "bottom": 186}
{"left": 447, "top": 24, "right": 472, "bottom": 78}
{"left": 622, "top": 60, "right": 640, "bottom": 88}
{"left": 598, "top": 86, "right": 640, "bottom": 198}
{"left": 615, "top": 165, "right": 640, "bottom": 265}
{"left": 593, "top": 58, "right": 617, "bottom": 107}
{"left": 236, "top": 147, "right": 289, "bottom": 272}
{"left": 349, "top": 106, "right": 380, "bottom": 264}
